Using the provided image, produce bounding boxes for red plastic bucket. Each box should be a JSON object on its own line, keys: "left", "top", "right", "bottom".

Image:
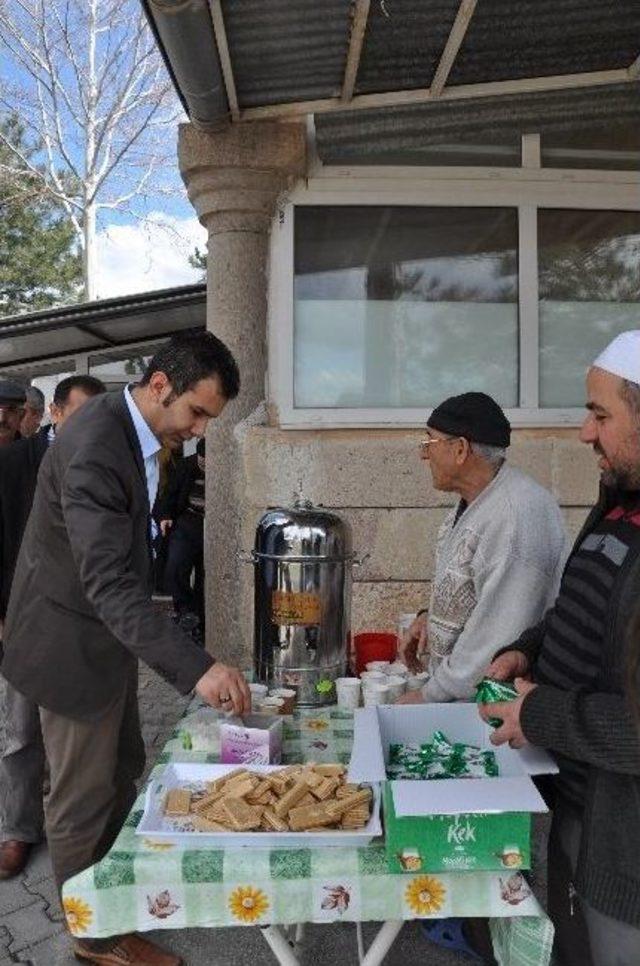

{"left": 353, "top": 632, "right": 397, "bottom": 675}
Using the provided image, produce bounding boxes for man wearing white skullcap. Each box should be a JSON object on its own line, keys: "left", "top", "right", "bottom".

{"left": 592, "top": 329, "right": 640, "bottom": 387}
{"left": 478, "top": 331, "right": 640, "bottom": 966}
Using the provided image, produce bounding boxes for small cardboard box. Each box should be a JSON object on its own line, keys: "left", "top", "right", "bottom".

{"left": 349, "top": 704, "right": 558, "bottom": 874}
{"left": 219, "top": 714, "right": 283, "bottom": 765}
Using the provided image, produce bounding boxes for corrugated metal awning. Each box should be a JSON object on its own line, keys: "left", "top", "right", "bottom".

{"left": 141, "top": 0, "right": 640, "bottom": 128}
{"left": 0, "top": 285, "right": 206, "bottom": 373}
{"left": 315, "top": 81, "right": 640, "bottom": 164}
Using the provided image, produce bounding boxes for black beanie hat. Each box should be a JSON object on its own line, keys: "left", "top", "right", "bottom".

{"left": 427, "top": 392, "right": 511, "bottom": 448}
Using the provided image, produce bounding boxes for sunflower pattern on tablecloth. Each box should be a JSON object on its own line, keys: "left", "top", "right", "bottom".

{"left": 63, "top": 896, "right": 94, "bottom": 934}
{"left": 302, "top": 718, "right": 330, "bottom": 731}
{"left": 228, "top": 885, "right": 270, "bottom": 923}
{"left": 404, "top": 875, "right": 447, "bottom": 916}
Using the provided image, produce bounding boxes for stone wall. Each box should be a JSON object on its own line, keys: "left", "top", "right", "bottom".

{"left": 215, "top": 424, "right": 599, "bottom": 668}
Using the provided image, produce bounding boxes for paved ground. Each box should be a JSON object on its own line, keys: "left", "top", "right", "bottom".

{"left": 0, "top": 665, "right": 550, "bottom": 966}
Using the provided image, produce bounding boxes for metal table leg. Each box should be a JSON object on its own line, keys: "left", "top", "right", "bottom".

{"left": 359, "top": 920, "right": 404, "bottom": 966}
{"left": 260, "top": 925, "right": 301, "bottom": 965}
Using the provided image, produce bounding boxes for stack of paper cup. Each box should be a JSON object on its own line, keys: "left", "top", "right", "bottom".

{"left": 406, "top": 675, "right": 425, "bottom": 691}
{"left": 335, "top": 677, "right": 362, "bottom": 710}
{"left": 363, "top": 681, "right": 392, "bottom": 706}
{"left": 387, "top": 661, "right": 410, "bottom": 678}
{"left": 366, "top": 660, "right": 391, "bottom": 672}
{"left": 269, "top": 688, "right": 296, "bottom": 714}
{"left": 254, "top": 696, "right": 285, "bottom": 714}
{"left": 385, "top": 674, "right": 407, "bottom": 701}
{"left": 360, "top": 670, "right": 387, "bottom": 685}
{"left": 249, "top": 683, "right": 268, "bottom": 710}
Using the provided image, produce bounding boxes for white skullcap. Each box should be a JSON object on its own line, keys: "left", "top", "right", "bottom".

{"left": 592, "top": 330, "right": 640, "bottom": 386}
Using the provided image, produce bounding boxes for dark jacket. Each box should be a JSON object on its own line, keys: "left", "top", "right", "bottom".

{"left": 0, "top": 425, "right": 49, "bottom": 619}
{"left": 508, "top": 487, "right": 640, "bottom": 926}
{"left": 156, "top": 453, "right": 202, "bottom": 522}
{"left": 1, "top": 391, "right": 212, "bottom": 720}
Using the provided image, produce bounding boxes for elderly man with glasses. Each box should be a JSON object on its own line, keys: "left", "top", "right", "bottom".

{"left": 399, "top": 391, "right": 568, "bottom": 704}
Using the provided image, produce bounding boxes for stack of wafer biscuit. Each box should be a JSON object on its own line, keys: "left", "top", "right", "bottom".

{"left": 162, "top": 764, "right": 373, "bottom": 832}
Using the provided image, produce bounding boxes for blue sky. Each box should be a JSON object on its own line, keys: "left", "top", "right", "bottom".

{"left": 0, "top": 1, "right": 205, "bottom": 298}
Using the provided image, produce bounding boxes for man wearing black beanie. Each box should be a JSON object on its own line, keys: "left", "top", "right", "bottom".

{"left": 399, "top": 391, "right": 568, "bottom": 704}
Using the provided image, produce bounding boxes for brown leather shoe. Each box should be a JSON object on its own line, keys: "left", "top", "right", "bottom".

{"left": 73, "top": 933, "right": 183, "bottom": 966}
{"left": 0, "top": 839, "right": 32, "bottom": 879}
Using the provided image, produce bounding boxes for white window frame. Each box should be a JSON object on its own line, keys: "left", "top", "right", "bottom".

{"left": 268, "top": 143, "right": 640, "bottom": 429}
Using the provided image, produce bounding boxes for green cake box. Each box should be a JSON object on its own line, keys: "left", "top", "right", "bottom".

{"left": 348, "top": 703, "right": 558, "bottom": 874}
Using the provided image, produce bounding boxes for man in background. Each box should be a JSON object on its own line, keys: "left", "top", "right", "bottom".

{"left": 0, "top": 380, "right": 26, "bottom": 447}
{"left": 0, "top": 375, "right": 106, "bottom": 879}
{"left": 159, "top": 437, "right": 206, "bottom": 643}
{"left": 19, "top": 385, "right": 45, "bottom": 438}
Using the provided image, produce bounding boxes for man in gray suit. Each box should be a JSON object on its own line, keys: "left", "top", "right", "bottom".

{"left": 1, "top": 331, "right": 250, "bottom": 966}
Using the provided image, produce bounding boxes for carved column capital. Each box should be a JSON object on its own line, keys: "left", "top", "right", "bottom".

{"left": 178, "top": 120, "right": 306, "bottom": 234}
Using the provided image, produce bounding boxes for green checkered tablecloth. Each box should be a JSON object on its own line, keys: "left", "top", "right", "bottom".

{"left": 62, "top": 704, "right": 553, "bottom": 965}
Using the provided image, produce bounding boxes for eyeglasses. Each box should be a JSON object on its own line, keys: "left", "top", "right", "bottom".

{"left": 0, "top": 404, "right": 23, "bottom": 415}
{"left": 419, "top": 435, "right": 458, "bottom": 454}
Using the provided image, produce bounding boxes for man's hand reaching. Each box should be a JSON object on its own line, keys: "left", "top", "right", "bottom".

{"left": 398, "top": 612, "right": 428, "bottom": 673}
{"left": 195, "top": 663, "right": 251, "bottom": 716}
{"left": 485, "top": 649, "right": 530, "bottom": 682}
{"left": 478, "top": 677, "right": 537, "bottom": 749}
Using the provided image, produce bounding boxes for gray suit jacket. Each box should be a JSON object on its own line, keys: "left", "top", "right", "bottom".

{"left": 1, "top": 390, "right": 213, "bottom": 720}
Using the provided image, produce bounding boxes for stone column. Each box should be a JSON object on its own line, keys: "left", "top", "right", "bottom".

{"left": 178, "top": 121, "right": 306, "bottom": 665}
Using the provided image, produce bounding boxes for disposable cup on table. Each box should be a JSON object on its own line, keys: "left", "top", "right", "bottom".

{"left": 385, "top": 674, "right": 407, "bottom": 701}
{"left": 386, "top": 661, "right": 410, "bottom": 678}
{"left": 254, "top": 696, "right": 285, "bottom": 714}
{"left": 360, "top": 670, "right": 387, "bottom": 685}
{"left": 406, "top": 675, "right": 425, "bottom": 691}
{"left": 269, "top": 688, "right": 296, "bottom": 714}
{"left": 366, "top": 660, "right": 391, "bottom": 672}
{"left": 249, "top": 683, "right": 268, "bottom": 710}
{"left": 363, "top": 682, "right": 392, "bottom": 707}
{"left": 335, "top": 677, "right": 362, "bottom": 710}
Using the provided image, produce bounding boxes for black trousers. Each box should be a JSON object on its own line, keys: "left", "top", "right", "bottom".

{"left": 164, "top": 512, "right": 204, "bottom": 625}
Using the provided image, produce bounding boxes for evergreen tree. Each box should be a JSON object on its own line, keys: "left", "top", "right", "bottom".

{"left": 0, "top": 115, "right": 82, "bottom": 315}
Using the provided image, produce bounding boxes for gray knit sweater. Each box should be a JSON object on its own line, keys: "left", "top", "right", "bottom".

{"left": 423, "top": 464, "right": 568, "bottom": 702}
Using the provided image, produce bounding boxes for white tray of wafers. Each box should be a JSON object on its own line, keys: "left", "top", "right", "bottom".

{"left": 137, "top": 763, "right": 382, "bottom": 848}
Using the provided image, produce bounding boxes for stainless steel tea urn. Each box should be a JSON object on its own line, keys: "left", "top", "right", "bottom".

{"left": 248, "top": 500, "right": 356, "bottom": 706}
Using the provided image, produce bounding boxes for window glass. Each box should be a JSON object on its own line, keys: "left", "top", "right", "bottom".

{"left": 294, "top": 206, "right": 519, "bottom": 409}
{"left": 89, "top": 348, "right": 159, "bottom": 391}
{"left": 539, "top": 210, "right": 640, "bottom": 408}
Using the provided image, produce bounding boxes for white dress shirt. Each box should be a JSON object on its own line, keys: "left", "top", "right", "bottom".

{"left": 124, "top": 386, "right": 161, "bottom": 533}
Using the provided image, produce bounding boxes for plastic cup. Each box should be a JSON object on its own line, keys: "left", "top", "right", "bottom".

{"left": 406, "top": 675, "right": 425, "bottom": 691}
{"left": 385, "top": 674, "right": 407, "bottom": 701}
{"left": 269, "top": 688, "right": 296, "bottom": 714}
{"left": 354, "top": 632, "right": 398, "bottom": 675}
{"left": 335, "top": 677, "right": 362, "bottom": 710}
{"left": 386, "top": 661, "right": 410, "bottom": 678}
{"left": 249, "top": 683, "right": 268, "bottom": 710}
{"left": 360, "top": 670, "right": 387, "bottom": 684}
{"left": 254, "top": 696, "right": 285, "bottom": 714}
{"left": 362, "top": 682, "right": 392, "bottom": 707}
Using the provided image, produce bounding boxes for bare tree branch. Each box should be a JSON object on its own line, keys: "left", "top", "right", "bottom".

{"left": 0, "top": 0, "right": 183, "bottom": 298}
